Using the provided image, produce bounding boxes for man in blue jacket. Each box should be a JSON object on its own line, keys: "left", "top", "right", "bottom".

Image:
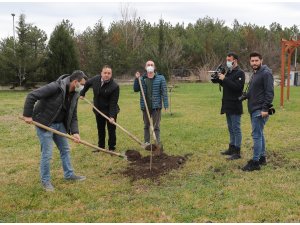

{"left": 134, "top": 60, "right": 168, "bottom": 146}
{"left": 23, "top": 70, "right": 88, "bottom": 191}
{"left": 242, "top": 52, "right": 274, "bottom": 172}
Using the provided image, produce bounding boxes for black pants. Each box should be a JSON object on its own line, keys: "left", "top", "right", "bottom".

{"left": 95, "top": 113, "right": 117, "bottom": 150}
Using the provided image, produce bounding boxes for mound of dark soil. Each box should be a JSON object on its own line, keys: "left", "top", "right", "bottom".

{"left": 123, "top": 150, "right": 190, "bottom": 181}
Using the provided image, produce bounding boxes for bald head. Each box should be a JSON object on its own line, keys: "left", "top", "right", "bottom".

{"left": 145, "top": 60, "right": 155, "bottom": 68}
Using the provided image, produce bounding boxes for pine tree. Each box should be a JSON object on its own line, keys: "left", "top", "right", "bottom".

{"left": 46, "top": 20, "right": 79, "bottom": 81}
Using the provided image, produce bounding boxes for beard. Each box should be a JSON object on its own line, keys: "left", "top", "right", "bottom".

{"left": 252, "top": 64, "right": 261, "bottom": 71}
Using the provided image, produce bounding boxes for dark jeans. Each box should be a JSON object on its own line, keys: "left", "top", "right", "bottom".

{"left": 226, "top": 113, "right": 242, "bottom": 148}
{"left": 95, "top": 113, "right": 117, "bottom": 150}
{"left": 142, "top": 109, "right": 161, "bottom": 143}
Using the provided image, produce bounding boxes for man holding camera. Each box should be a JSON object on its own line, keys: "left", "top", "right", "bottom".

{"left": 242, "top": 52, "right": 274, "bottom": 171}
{"left": 212, "top": 52, "right": 245, "bottom": 160}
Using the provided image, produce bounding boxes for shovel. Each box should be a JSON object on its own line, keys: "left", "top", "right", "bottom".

{"left": 81, "top": 97, "right": 148, "bottom": 149}
{"left": 19, "top": 116, "right": 127, "bottom": 160}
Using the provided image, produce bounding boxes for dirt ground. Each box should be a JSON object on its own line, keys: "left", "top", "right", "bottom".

{"left": 123, "top": 150, "right": 191, "bottom": 181}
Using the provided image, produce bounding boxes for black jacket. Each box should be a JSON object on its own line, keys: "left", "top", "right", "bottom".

{"left": 80, "top": 75, "right": 120, "bottom": 117}
{"left": 23, "top": 74, "right": 80, "bottom": 134}
{"left": 247, "top": 65, "right": 274, "bottom": 114}
{"left": 214, "top": 66, "right": 245, "bottom": 114}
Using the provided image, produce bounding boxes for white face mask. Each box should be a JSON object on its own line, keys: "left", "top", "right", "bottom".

{"left": 75, "top": 83, "right": 84, "bottom": 93}
{"left": 226, "top": 61, "right": 234, "bottom": 69}
{"left": 146, "top": 66, "right": 154, "bottom": 73}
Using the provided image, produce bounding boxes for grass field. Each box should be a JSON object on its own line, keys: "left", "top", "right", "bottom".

{"left": 0, "top": 83, "right": 299, "bottom": 222}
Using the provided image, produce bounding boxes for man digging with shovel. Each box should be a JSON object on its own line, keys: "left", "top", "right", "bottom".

{"left": 134, "top": 60, "right": 169, "bottom": 155}
{"left": 22, "top": 70, "right": 88, "bottom": 192}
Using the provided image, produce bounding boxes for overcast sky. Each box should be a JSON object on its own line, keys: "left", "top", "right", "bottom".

{"left": 1, "top": 1, "right": 300, "bottom": 40}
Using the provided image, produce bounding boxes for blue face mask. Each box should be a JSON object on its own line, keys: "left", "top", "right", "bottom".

{"left": 226, "top": 61, "right": 234, "bottom": 69}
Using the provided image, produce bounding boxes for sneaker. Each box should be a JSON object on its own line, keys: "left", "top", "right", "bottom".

{"left": 42, "top": 181, "right": 55, "bottom": 192}
{"left": 65, "top": 174, "right": 86, "bottom": 181}
{"left": 221, "top": 144, "right": 235, "bottom": 155}
{"left": 143, "top": 142, "right": 151, "bottom": 150}
{"left": 242, "top": 159, "right": 261, "bottom": 172}
{"left": 259, "top": 156, "right": 267, "bottom": 165}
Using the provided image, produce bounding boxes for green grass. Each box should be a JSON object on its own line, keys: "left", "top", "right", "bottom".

{"left": 0, "top": 83, "right": 299, "bottom": 222}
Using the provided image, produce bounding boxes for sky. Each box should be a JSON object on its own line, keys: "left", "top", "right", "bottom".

{"left": 1, "top": 1, "right": 300, "bottom": 40}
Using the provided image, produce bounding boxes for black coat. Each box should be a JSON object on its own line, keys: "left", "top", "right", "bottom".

{"left": 80, "top": 75, "right": 120, "bottom": 117}
{"left": 215, "top": 66, "right": 245, "bottom": 115}
{"left": 23, "top": 74, "right": 80, "bottom": 134}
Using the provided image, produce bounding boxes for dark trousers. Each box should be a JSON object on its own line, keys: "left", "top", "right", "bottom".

{"left": 142, "top": 109, "right": 161, "bottom": 143}
{"left": 95, "top": 113, "right": 117, "bottom": 150}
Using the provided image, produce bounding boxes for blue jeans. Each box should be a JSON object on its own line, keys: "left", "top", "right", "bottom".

{"left": 251, "top": 110, "right": 269, "bottom": 161}
{"left": 226, "top": 113, "right": 242, "bottom": 148}
{"left": 36, "top": 122, "right": 74, "bottom": 183}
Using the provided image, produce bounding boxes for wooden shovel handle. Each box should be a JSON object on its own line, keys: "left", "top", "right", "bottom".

{"left": 19, "top": 116, "right": 125, "bottom": 158}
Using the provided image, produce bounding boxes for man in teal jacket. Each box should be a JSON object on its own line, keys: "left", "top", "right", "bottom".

{"left": 133, "top": 60, "right": 169, "bottom": 145}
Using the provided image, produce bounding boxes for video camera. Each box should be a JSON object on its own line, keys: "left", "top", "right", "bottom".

{"left": 238, "top": 92, "right": 248, "bottom": 101}
{"left": 268, "top": 104, "right": 275, "bottom": 115}
{"left": 210, "top": 64, "right": 226, "bottom": 81}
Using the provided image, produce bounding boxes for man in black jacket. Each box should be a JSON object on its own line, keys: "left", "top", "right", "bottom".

{"left": 212, "top": 52, "right": 245, "bottom": 160}
{"left": 80, "top": 65, "right": 120, "bottom": 151}
{"left": 23, "top": 70, "right": 88, "bottom": 191}
{"left": 242, "top": 52, "right": 274, "bottom": 171}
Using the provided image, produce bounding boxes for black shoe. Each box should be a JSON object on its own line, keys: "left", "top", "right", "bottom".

{"left": 109, "top": 147, "right": 115, "bottom": 152}
{"left": 221, "top": 144, "right": 235, "bottom": 155}
{"left": 242, "top": 160, "right": 261, "bottom": 171}
{"left": 259, "top": 156, "right": 267, "bottom": 165}
{"left": 227, "top": 153, "right": 241, "bottom": 160}
{"left": 227, "top": 146, "right": 241, "bottom": 160}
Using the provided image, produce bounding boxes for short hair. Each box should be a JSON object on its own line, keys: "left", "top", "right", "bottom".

{"left": 70, "top": 70, "right": 88, "bottom": 82}
{"left": 227, "top": 52, "right": 239, "bottom": 60}
{"left": 249, "top": 52, "right": 262, "bottom": 60}
{"left": 102, "top": 65, "right": 112, "bottom": 70}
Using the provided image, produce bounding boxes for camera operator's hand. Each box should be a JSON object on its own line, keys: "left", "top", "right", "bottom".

{"left": 218, "top": 73, "right": 225, "bottom": 80}
{"left": 261, "top": 111, "right": 269, "bottom": 118}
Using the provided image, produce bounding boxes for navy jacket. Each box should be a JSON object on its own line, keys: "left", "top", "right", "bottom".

{"left": 23, "top": 74, "right": 80, "bottom": 134}
{"left": 133, "top": 73, "right": 169, "bottom": 110}
{"left": 247, "top": 65, "right": 274, "bottom": 114}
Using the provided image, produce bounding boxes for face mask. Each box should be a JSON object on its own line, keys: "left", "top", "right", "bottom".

{"left": 146, "top": 66, "right": 154, "bottom": 73}
{"left": 226, "top": 61, "right": 234, "bottom": 69}
{"left": 75, "top": 83, "right": 84, "bottom": 93}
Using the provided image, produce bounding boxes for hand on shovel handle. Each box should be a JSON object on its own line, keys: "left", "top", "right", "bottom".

{"left": 72, "top": 133, "right": 81, "bottom": 143}
{"left": 23, "top": 116, "right": 33, "bottom": 124}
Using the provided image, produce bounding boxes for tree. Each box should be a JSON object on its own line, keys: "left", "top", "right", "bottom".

{"left": 0, "top": 14, "right": 47, "bottom": 86}
{"left": 46, "top": 20, "right": 79, "bottom": 81}
{"left": 0, "top": 37, "right": 16, "bottom": 84}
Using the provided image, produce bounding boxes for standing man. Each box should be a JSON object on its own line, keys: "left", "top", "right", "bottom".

{"left": 80, "top": 65, "right": 120, "bottom": 151}
{"left": 133, "top": 60, "right": 168, "bottom": 146}
{"left": 23, "top": 70, "right": 88, "bottom": 192}
{"left": 242, "top": 52, "right": 274, "bottom": 171}
{"left": 212, "top": 52, "right": 245, "bottom": 160}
